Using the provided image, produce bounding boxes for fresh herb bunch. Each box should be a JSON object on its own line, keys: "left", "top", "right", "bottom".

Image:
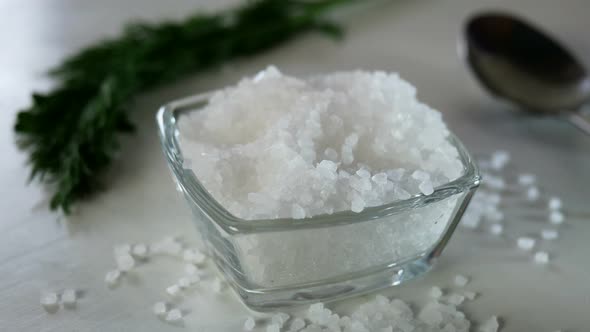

{"left": 15, "top": 0, "right": 354, "bottom": 213}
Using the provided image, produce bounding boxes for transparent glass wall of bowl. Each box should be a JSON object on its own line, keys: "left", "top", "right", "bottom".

{"left": 157, "top": 92, "right": 480, "bottom": 310}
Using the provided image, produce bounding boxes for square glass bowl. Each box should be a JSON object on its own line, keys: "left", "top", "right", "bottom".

{"left": 157, "top": 92, "right": 480, "bottom": 311}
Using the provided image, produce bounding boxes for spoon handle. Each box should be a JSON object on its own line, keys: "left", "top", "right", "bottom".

{"left": 567, "top": 112, "right": 590, "bottom": 136}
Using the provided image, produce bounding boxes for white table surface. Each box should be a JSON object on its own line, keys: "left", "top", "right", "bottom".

{"left": 1, "top": 0, "right": 589, "bottom": 331}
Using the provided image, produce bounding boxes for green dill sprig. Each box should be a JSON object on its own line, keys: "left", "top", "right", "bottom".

{"left": 14, "top": 0, "right": 354, "bottom": 213}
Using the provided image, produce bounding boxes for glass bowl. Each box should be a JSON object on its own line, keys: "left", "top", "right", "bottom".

{"left": 157, "top": 92, "right": 481, "bottom": 311}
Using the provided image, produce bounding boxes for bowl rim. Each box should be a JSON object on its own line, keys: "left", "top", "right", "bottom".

{"left": 157, "top": 91, "right": 481, "bottom": 234}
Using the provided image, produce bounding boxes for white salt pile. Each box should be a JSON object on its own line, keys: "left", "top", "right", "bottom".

{"left": 179, "top": 66, "right": 462, "bottom": 220}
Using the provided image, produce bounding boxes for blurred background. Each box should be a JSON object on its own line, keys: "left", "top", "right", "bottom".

{"left": 1, "top": 1, "right": 589, "bottom": 331}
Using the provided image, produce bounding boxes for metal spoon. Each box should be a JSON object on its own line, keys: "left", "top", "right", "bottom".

{"left": 462, "top": 12, "right": 590, "bottom": 134}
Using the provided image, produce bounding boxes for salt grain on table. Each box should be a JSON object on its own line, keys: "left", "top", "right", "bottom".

{"left": 517, "top": 237, "right": 536, "bottom": 251}
{"left": 165, "top": 308, "right": 183, "bottom": 325}
{"left": 61, "top": 289, "right": 77, "bottom": 308}
{"left": 115, "top": 253, "right": 135, "bottom": 272}
{"left": 105, "top": 270, "right": 121, "bottom": 288}
{"left": 454, "top": 275, "right": 469, "bottom": 287}
{"left": 40, "top": 292, "right": 59, "bottom": 313}
{"left": 166, "top": 284, "right": 181, "bottom": 297}
{"left": 548, "top": 196, "right": 562, "bottom": 210}
{"left": 534, "top": 251, "right": 550, "bottom": 264}
{"left": 153, "top": 302, "right": 167, "bottom": 318}
{"left": 549, "top": 210, "right": 565, "bottom": 224}
{"left": 541, "top": 229, "right": 559, "bottom": 240}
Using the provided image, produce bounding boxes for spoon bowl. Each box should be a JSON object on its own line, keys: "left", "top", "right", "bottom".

{"left": 463, "top": 12, "right": 590, "bottom": 133}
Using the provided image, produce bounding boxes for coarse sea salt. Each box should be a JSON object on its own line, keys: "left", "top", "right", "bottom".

{"left": 105, "top": 270, "right": 121, "bottom": 288}
{"left": 517, "top": 237, "right": 536, "bottom": 251}
{"left": 534, "top": 251, "right": 550, "bottom": 264}
{"left": 178, "top": 67, "right": 464, "bottom": 287}
{"left": 153, "top": 301, "right": 168, "bottom": 318}
{"left": 549, "top": 211, "right": 565, "bottom": 224}
{"left": 454, "top": 275, "right": 469, "bottom": 287}
{"left": 178, "top": 66, "right": 462, "bottom": 220}
{"left": 244, "top": 317, "right": 256, "bottom": 331}
{"left": 548, "top": 197, "right": 562, "bottom": 210}
{"left": 479, "top": 316, "right": 500, "bottom": 332}
{"left": 541, "top": 229, "right": 558, "bottom": 240}
{"left": 115, "top": 253, "right": 135, "bottom": 272}
{"left": 61, "top": 289, "right": 77, "bottom": 309}
{"left": 40, "top": 292, "right": 59, "bottom": 313}
{"left": 165, "top": 308, "right": 183, "bottom": 325}
{"left": 430, "top": 286, "right": 443, "bottom": 298}
{"left": 489, "top": 223, "right": 503, "bottom": 235}
{"left": 166, "top": 284, "right": 181, "bottom": 297}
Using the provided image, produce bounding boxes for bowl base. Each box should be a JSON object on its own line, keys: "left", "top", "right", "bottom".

{"left": 220, "top": 252, "right": 436, "bottom": 312}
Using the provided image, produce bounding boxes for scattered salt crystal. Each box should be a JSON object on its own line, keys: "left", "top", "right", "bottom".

{"left": 61, "top": 289, "right": 77, "bottom": 308}
{"left": 479, "top": 316, "right": 500, "bottom": 332}
{"left": 447, "top": 293, "right": 465, "bottom": 305}
{"left": 518, "top": 173, "right": 536, "bottom": 186}
{"left": 430, "top": 286, "right": 443, "bottom": 298}
{"left": 113, "top": 244, "right": 131, "bottom": 257}
{"left": 517, "top": 237, "right": 536, "bottom": 251}
{"left": 178, "top": 277, "right": 191, "bottom": 289}
{"left": 166, "top": 285, "right": 181, "bottom": 297}
{"left": 549, "top": 211, "right": 564, "bottom": 225}
{"left": 131, "top": 244, "right": 149, "bottom": 260}
{"left": 115, "top": 254, "right": 135, "bottom": 272}
{"left": 152, "top": 237, "right": 183, "bottom": 256}
{"left": 165, "top": 308, "right": 183, "bottom": 325}
{"left": 153, "top": 301, "right": 168, "bottom": 318}
{"left": 183, "top": 248, "right": 206, "bottom": 265}
{"left": 485, "top": 175, "right": 506, "bottom": 191}
{"left": 289, "top": 317, "right": 306, "bottom": 331}
{"left": 105, "top": 270, "right": 121, "bottom": 288}
{"left": 489, "top": 223, "right": 503, "bottom": 235}
{"left": 460, "top": 211, "right": 482, "bottom": 229}
{"left": 40, "top": 292, "right": 59, "bottom": 313}
{"left": 271, "top": 312, "right": 290, "bottom": 327}
{"left": 548, "top": 197, "right": 562, "bottom": 210}
{"left": 212, "top": 278, "right": 224, "bottom": 292}
{"left": 541, "top": 229, "right": 558, "bottom": 240}
{"left": 454, "top": 275, "right": 469, "bottom": 287}
{"left": 463, "top": 291, "right": 478, "bottom": 300}
{"left": 244, "top": 317, "right": 256, "bottom": 331}
{"left": 490, "top": 150, "right": 510, "bottom": 170}
{"left": 526, "top": 187, "right": 540, "bottom": 201}
{"left": 266, "top": 324, "right": 280, "bottom": 332}
{"left": 533, "top": 251, "right": 550, "bottom": 264}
